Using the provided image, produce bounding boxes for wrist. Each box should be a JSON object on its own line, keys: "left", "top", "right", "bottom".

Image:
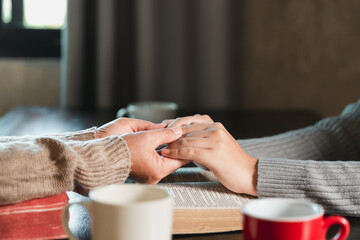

{"left": 94, "top": 128, "right": 101, "bottom": 139}
{"left": 94, "top": 127, "right": 106, "bottom": 139}
{"left": 245, "top": 154, "right": 258, "bottom": 196}
{"left": 251, "top": 157, "right": 259, "bottom": 196}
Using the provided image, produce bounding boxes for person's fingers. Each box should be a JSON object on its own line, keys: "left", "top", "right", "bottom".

{"left": 167, "top": 114, "right": 213, "bottom": 128}
{"left": 181, "top": 122, "right": 224, "bottom": 136}
{"left": 161, "top": 147, "right": 208, "bottom": 163}
{"left": 185, "top": 129, "right": 217, "bottom": 138}
{"left": 142, "top": 127, "right": 183, "bottom": 148}
{"left": 168, "top": 136, "right": 211, "bottom": 149}
{"left": 152, "top": 122, "right": 168, "bottom": 129}
{"left": 123, "top": 118, "right": 166, "bottom": 131}
{"left": 141, "top": 153, "right": 191, "bottom": 184}
{"left": 159, "top": 156, "right": 191, "bottom": 176}
{"left": 161, "top": 114, "right": 205, "bottom": 126}
{"left": 180, "top": 123, "right": 211, "bottom": 135}
{"left": 156, "top": 144, "right": 168, "bottom": 151}
{"left": 97, "top": 118, "right": 165, "bottom": 138}
{"left": 161, "top": 119, "right": 175, "bottom": 126}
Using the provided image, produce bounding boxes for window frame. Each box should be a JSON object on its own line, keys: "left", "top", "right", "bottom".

{"left": 0, "top": 0, "right": 61, "bottom": 58}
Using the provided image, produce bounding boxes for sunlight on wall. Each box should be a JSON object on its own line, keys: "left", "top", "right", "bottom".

{"left": 2, "top": 0, "right": 11, "bottom": 24}
{"left": 2, "top": 0, "right": 66, "bottom": 29}
{"left": 24, "top": 0, "right": 66, "bottom": 29}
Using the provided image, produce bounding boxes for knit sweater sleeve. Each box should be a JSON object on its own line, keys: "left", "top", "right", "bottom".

{"left": 0, "top": 135, "right": 131, "bottom": 205}
{"left": 45, "top": 127, "right": 98, "bottom": 141}
{"left": 238, "top": 99, "right": 360, "bottom": 216}
{"left": 0, "top": 127, "right": 97, "bottom": 143}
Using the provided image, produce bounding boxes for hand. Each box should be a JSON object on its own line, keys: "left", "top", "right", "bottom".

{"left": 162, "top": 114, "right": 214, "bottom": 128}
{"left": 156, "top": 114, "right": 214, "bottom": 153}
{"left": 123, "top": 127, "right": 191, "bottom": 184}
{"left": 161, "top": 122, "right": 258, "bottom": 196}
{"left": 95, "top": 118, "right": 166, "bottom": 138}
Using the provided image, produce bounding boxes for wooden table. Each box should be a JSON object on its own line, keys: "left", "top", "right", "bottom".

{"left": 1, "top": 106, "right": 359, "bottom": 239}
{"left": 0, "top": 106, "right": 321, "bottom": 138}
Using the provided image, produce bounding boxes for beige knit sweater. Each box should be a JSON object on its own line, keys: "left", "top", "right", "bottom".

{"left": 0, "top": 128, "right": 131, "bottom": 205}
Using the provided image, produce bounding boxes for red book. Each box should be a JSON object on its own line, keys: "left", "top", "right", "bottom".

{"left": 0, "top": 192, "right": 69, "bottom": 240}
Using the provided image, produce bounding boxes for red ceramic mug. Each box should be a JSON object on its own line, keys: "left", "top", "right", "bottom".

{"left": 242, "top": 198, "right": 350, "bottom": 240}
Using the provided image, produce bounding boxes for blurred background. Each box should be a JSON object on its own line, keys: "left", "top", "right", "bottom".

{"left": 0, "top": 0, "right": 359, "bottom": 119}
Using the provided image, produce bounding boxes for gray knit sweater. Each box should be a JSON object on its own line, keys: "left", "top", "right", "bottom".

{"left": 239, "top": 99, "right": 360, "bottom": 217}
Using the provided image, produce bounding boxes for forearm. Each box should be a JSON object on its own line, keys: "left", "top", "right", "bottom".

{"left": 46, "top": 127, "right": 97, "bottom": 141}
{"left": 257, "top": 158, "right": 360, "bottom": 217}
{"left": 0, "top": 127, "right": 98, "bottom": 144}
{"left": 238, "top": 126, "right": 325, "bottom": 160}
{"left": 240, "top": 100, "right": 360, "bottom": 161}
{"left": 0, "top": 136, "right": 131, "bottom": 205}
{"left": 240, "top": 100, "right": 360, "bottom": 215}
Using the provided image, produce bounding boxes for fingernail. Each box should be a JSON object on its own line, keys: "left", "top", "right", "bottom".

{"left": 171, "top": 127, "right": 182, "bottom": 135}
{"left": 162, "top": 149, "right": 170, "bottom": 155}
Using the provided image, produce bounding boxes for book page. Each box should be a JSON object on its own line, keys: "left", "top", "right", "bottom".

{"left": 160, "top": 167, "right": 218, "bottom": 183}
{"left": 156, "top": 182, "right": 254, "bottom": 209}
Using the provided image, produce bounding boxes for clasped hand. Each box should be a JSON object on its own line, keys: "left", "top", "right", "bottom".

{"left": 96, "top": 115, "right": 258, "bottom": 196}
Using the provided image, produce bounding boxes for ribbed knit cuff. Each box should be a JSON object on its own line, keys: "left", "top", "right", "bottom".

{"left": 257, "top": 158, "right": 307, "bottom": 198}
{"left": 70, "top": 136, "right": 132, "bottom": 189}
{"left": 257, "top": 158, "right": 360, "bottom": 216}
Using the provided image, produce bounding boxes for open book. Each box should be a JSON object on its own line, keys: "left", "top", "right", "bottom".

{"left": 156, "top": 167, "right": 256, "bottom": 234}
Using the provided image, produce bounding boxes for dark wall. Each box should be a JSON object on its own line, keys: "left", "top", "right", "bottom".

{"left": 238, "top": 0, "right": 360, "bottom": 116}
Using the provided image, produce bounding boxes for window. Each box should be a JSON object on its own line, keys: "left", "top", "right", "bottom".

{"left": 0, "top": 0, "right": 67, "bottom": 57}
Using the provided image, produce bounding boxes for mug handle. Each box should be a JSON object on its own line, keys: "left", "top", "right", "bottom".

{"left": 62, "top": 201, "right": 91, "bottom": 240}
{"left": 116, "top": 108, "right": 128, "bottom": 118}
{"left": 322, "top": 216, "right": 350, "bottom": 240}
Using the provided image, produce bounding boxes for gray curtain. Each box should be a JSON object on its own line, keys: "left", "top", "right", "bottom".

{"left": 61, "top": 0, "right": 136, "bottom": 110}
{"left": 61, "top": 0, "right": 242, "bottom": 111}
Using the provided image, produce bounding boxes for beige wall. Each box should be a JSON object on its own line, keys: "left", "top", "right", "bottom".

{"left": 239, "top": 0, "right": 360, "bottom": 117}
{"left": 0, "top": 59, "right": 60, "bottom": 117}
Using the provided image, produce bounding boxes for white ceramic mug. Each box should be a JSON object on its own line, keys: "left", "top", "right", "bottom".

{"left": 62, "top": 184, "right": 173, "bottom": 240}
{"left": 117, "top": 101, "right": 178, "bottom": 123}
